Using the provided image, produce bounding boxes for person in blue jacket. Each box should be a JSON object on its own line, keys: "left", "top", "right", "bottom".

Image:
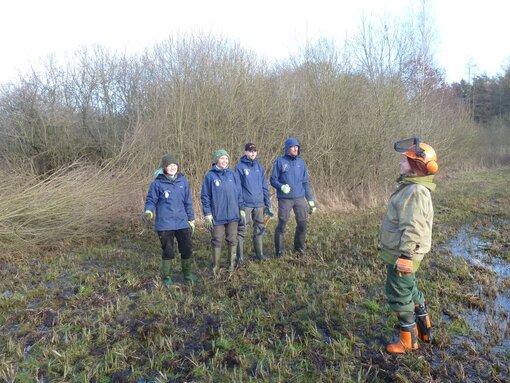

{"left": 144, "top": 154, "right": 197, "bottom": 286}
{"left": 270, "top": 137, "right": 317, "bottom": 257}
{"left": 201, "top": 149, "right": 246, "bottom": 275}
{"left": 234, "top": 143, "right": 273, "bottom": 264}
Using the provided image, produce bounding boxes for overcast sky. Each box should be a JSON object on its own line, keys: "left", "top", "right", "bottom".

{"left": 1, "top": 0, "right": 509, "bottom": 84}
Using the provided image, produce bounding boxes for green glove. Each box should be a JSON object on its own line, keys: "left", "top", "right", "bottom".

{"left": 188, "top": 220, "right": 195, "bottom": 235}
{"left": 264, "top": 207, "right": 274, "bottom": 217}
{"left": 240, "top": 210, "right": 246, "bottom": 225}
{"left": 307, "top": 200, "right": 317, "bottom": 214}
{"left": 204, "top": 215, "right": 214, "bottom": 231}
{"left": 281, "top": 184, "right": 291, "bottom": 194}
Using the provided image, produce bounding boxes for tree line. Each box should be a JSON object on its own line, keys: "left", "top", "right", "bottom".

{"left": 452, "top": 67, "right": 510, "bottom": 124}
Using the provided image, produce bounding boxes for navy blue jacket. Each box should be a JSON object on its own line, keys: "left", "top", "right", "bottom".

{"left": 234, "top": 156, "right": 271, "bottom": 209}
{"left": 270, "top": 137, "right": 314, "bottom": 200}
{"left": 201, "top": 166, "right": 245, "bottom": 225}
{"left": 144, "top": 173, "right": 194, "bottom": 231}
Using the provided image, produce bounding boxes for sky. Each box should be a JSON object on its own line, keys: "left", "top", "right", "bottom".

{"left": 1, "top": 0, "right": 509, "bottom": 84}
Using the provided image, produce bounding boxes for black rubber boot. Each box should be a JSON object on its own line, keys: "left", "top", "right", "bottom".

{"left": 293, "top": 220, "right": 307, "bottom": 255}
{"left": 415, "top": 303, "right": 432, "bottom": 343}
{"left": 275, "top": 231, "right": 285, "bottom": 258}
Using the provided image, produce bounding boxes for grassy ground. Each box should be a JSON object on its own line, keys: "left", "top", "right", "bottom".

{"left": 1, "top": 168, "right": 509, "bottom": 382}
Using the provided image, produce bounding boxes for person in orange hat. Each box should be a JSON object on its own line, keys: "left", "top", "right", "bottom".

{"left": 380, "top": 137, "right": 436, "bottom": 353}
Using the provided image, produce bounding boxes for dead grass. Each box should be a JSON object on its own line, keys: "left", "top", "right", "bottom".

{"left": 0, "top": 161, "right": 143, "bottom": 253}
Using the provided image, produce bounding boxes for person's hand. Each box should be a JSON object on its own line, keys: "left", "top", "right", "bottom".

{"left": 264, "top": 207, "right": 274, "bottom": 217}
{"left": 188, "top": 220, "right": 195, "bottom": 235}
{"left": 396, "top": 256, "right": 413, "bottom": 275}
{"left": 142, "top": 210, "right": 153, "bottom": 224}
{"left": 204, "top": 215, "right": 214, "bottom": 231}
{"left": 240, "top": 210, "right": 246, "bottom": 225}
{"left": 307, "top": 200, "right": 317, "bottom": 214}
{"left": 281, "top": 184, "right": 291, "bottom": 194}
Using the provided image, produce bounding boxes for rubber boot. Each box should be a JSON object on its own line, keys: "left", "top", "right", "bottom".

{"left": 293, "top": 220, "right": 307, "bottom": 255}
{"left": 253, "top": 235, "right": 265, "bottom": 261}
{"left": 161, "top": 259, "right": 172, "bottom": 287}
{"left": 236, "top": 239, "right": 244, "bottom": 267}
{"left": 212, "top": 247, "right": 222, "bottom": 277}
{"left": 227, "top": 246, "right": 237, "bottom": 273}
{"left": 275, "top": 231, "right": 285, "bottom": 258}
{"left": 181, "top": 258, "right": 198, "bottom": 284}
{"left": 386, "top": 322, "right": 419, "bottom": 354}
{"left": 415, "top": 304, "right": 432, "bottom": 343}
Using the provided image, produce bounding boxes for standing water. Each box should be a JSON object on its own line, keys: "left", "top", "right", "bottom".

{"left": 446, "top": 224, "right": 510, "bottom": 351}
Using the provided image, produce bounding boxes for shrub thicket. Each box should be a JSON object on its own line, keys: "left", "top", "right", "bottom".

{"left": 0, "top": 12, "right": 506, "bottom": 251}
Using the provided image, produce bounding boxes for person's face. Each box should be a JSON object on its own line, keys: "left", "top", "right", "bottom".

{"left": 164, "top": 163, "right": 178, "bottom": 176}
{"left": 217, "top": 156, "right": 229, "bottom": 169}
{"left": 245, "top": 149, "right": 257, "bottom": 160}
{"left": 287, "top": 145, "right": 299, "bottom": 157}
{"left": 400, "top": 157, "right": 412, "bottom": 175}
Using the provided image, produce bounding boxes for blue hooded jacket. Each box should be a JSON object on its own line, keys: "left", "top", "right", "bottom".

{"left": 201, "top": 166, "right": 245, "bottom": 225}
{"left": 144, "top": 173, "right": 194, "bottom": 231}
{"left": 234, "top": 155, "right": 271, "bottom": 209}
{"left": 270, "top": 137, "right": 314, "bottom": 200}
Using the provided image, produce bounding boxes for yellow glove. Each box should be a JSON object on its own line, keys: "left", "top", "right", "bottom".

{"left": 204, "top": 215, "right": 214, "bottom": 231}
{"left": 307, "top": 200, "right": 317, "bottom": 214}
{"left": 281, "top": 184, "right": 291, "bottom": 194}
{"left": 188, "top": 220, "right": 195, "bottom": 235}
{"left": 142, "top": 210, "right": 153, "bottom": 224}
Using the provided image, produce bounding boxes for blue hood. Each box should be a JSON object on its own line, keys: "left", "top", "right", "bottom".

{"left": 284, "top": 137, "right": 300, "bottom": 156}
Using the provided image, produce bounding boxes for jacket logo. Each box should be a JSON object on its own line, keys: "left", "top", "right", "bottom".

{"left": 282, "top": 163, "right": 288, "bottom": 172}
{"left": 244, "top": 169, "right": 250, "bottom": 176}
{"left": 164, "top": 191, "right": 170, "bottom": 198}
{"left": 215, "top": 179, "right": 220, "bottom": 187}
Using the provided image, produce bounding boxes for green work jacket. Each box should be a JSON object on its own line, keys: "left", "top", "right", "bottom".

{"left": 379, "top": 180, "right": 434, "bottom": 270}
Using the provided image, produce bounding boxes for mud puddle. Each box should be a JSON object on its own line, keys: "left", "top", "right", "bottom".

{"left": 446, "top": 224, "right": 510, "bottom": 351}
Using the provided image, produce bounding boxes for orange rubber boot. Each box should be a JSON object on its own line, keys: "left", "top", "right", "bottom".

{"left": 386, "top": 322, "right": 419, "bottom": 354}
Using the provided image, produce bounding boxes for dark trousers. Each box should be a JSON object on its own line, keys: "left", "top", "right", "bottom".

{"left": 158, "top": 228, "right": 193, "bottom": 260}
{"left": 275, "top": 197, "right": 308, "bottom": 252}
{"left": 237, "top": 206, "right": 265, "bottom": 240}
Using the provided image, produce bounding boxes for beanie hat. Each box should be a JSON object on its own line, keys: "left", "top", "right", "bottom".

{"left": 213, "top": 149, "right": 229, "bottom": 164}
{"left": 160, "top": 154, "right": 178, "bottom": 168}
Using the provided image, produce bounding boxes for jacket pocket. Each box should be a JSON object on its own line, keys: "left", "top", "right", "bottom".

{"left": 380, "top": 220, "right": 401, "bottom": 250}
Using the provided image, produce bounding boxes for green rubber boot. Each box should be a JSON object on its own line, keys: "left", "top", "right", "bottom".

{"left": 181, "top": 258, "right": 198, "bottom": 284}
{"left": 253, "top": 235, "right": 266, "bottom": 260}
{"left": 236, "top": 239, "right": 244, "bottom": 267}
{"left": 161, "top": 259, "right": 172, "bottom": 287}
{"left": 227, "top": 246, "right": 237, "bottom": 273}
{"left": 212, "top": 247, "right": 222, "bottom": 277}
